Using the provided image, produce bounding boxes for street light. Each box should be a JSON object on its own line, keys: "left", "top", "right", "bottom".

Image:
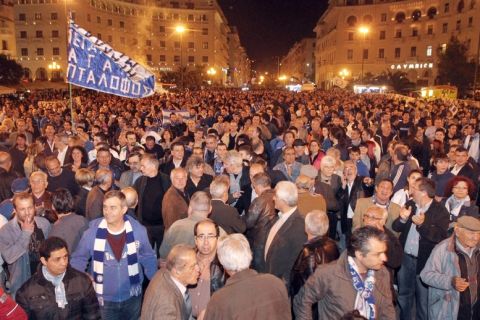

{"left": 339, "top": 68, "right": 350, "bottom": 79}
{"left": 207, "top": 67, "right": 217, "bottom": 75}
{"left": 175, "top": 25, "right": 186, "bottom": 89}
{"left": 358, "top": 26, "right": 369, "bottom": 85}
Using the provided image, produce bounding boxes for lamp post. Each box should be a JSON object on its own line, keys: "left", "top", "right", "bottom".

{"left": 175, "top": 25, "right": 186, "bottom": 89}
{"left": 474, "top": 30, "right": 480, "bottom": 99}
{"left": 358, "top": 26, "right": 369, "bottom": 85}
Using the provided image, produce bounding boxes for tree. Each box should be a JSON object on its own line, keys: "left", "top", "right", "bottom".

{"left": 159, "top": 66, "right": 207, "bottom": 89}
{"left": 371, "top": 70, "right": 415, "bottom": 93}
{"left": 0, "top": 55, "right": 23, "bottom": 86}
{"left": 436, "top": 36, "right": 475, "bottom": 95}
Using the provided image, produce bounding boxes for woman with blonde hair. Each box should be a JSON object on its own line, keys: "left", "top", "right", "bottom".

{"left": 23, "top": 141, "right": 43, "bottom": 177}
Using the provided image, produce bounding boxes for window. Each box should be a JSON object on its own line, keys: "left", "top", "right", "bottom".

{"left": 160, "top": 41, "right": 166, "bottom": 48}
{"left": 378, "top": 48, "right": 385, "bottom": 58}
{"left": 442, "top": 23, "right": 448, "bottom": 33}
{"left": 363, "top": 49, "right": 368, "bottom": 59}
{"left": 188, "top": 56, "right": 194, "bottom": 63}
{"left": 188, "top": 14, "right": 194, "bottom": 21}
{"left": 36, "top": 30, "right": 43, "bottom": 38}
{"left": 441, "top": 43, "right": 447, "bottom": 53}
{"left": 146, "top": 40, "right": 152, "bottom": 46}
{"left": 395, "top": 30, "right": 402, "bottom": 38}
{"left": 146, "top": 54, "right": 152, "bottom": 63}
{"left": 380, "top": 13, "right": 387, "bottom": 22}
{"left": 52, "top": 30, "right": 59, "bottom": 38}
{"left": 97, "top": 33, "right": 102, "bottom": 40}
{"left": 457, "top": 0, "right": 465, "bottom": 13}
{"left": 444, "top": 3, "right": 450, "bottom": 13}
{"left": 19, "top": 13, "right": 26, "bottom": 21}
{"left": 379, "top": 30, "right": 386, "bottom": 40}
{"left": 348, "top": 32, "right": 354, "bottom": 40}
{"left": 2, "top": 41, "right": 7, "bottom": 51}
{"left": 202, "top": 42, "right": 208, "bottom": 49}
{"left": 119, "top": 21, "right": 125, "bottom": 28}
{"left": 202, "top": 56, "right": 208, "bottom": 63}
{"left": 20, "top": 31, "right": 27, "bottom": 39}
{"left": 412, "top": 28, "right": 418, "bottom": 36}
{"left": 53, "top": 47, "right": 60, "bottom": 55}
{"left": 160, "top": 55, "right": 166, "bottom": 62}
{"left": 468, "top": 17, "right": 473, "bottom": 27}
{"left": 427, "top": 25, "right": 433, "bottom": 35}
{"left": 410, "top": 46, "right": 417, "bottom": 57}
{"left": 170, "top": 1, "right": 179, "bottom": 8}
{"left": 427, "top": 7, "right": 437, "bottom": 19}
{"left": 395, "top": 12, "right": 406, "bottom": 23}
{"left": 87, "top": 14, "right": 91, "bottom": 22}
{"left": 174, "top": 41, "right": 180, "bottom": 49}
{"left": 347, "top": 49, "right": 353, "bottom": 60}
{"left": 34, "top": 13, "right": 42, "bottom": 20}
{"left": 21, "top": 48, "right": 28, "bottom": 56}
{"left": 51, "top": 12, "right": 58, "bottom": 20}
{"left": 159, "top": 26, "right": 165, "bottom": 33}
{"left": 412, "top": 9, "right": 421, "bottom": 21}
{"left": 107, "top": 19, "right": 112, "bottom": 26}
{"left": 347, "top": 16, "right": 357, "bottom": 27}
{"left": 426, "top": 45, "right": 432, "bottom": 56}
{"left": 394, "top": 47, "right": 401, "bottom": 58}
{"left": 188, "top": 42, "right": 194, "bottom": 49}
{"left": 456, "top": 20, "right": 461, "bottom": 30}
{"left": 37, "top": 48, "right": 44, "bottom": 56}
{"left": 108, "top": 35, "right": 113, "bottom": 43}
{"left": 202, "top": 28, "right": 208, "bottom": 35}
{"left": 96, "top": 16, "right": 101, "bottom": 24}
{"left": 186, "top": 2, "right": 194, "bottom": 9}
{"left": 174, "top": 55, "right": 180, "bottom": 63}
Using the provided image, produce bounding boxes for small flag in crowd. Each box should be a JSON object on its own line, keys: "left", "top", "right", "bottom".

{"left": 67, "top": 20, "right": 155, "bottom": 99}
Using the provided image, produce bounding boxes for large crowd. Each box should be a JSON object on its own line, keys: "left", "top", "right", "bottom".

{"left": 0, "top": 88, "right": 479, "bottom": 320}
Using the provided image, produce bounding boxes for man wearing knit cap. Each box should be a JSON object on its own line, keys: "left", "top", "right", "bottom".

{"left": 421, "top": 216, "right": 480, "bottom": 320}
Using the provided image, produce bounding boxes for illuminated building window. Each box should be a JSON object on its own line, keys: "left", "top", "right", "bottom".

{"left": 426, "top": 45, "right": 432, "bottom": 56}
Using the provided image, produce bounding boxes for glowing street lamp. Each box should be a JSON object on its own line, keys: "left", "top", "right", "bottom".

{"left": 358, "top": 26, "right": 370, "bottom": 85}
{"left": 278, "top": 75, "right": 287, "bottom": 81}
{"left": 175, "top": 25, "right": 186, "bottom": 34}
{"left": 207, "top": 67, "right": 217, "bottom": 76}
{"left": 339, "top": 68, "right": 350, "bottom": 79}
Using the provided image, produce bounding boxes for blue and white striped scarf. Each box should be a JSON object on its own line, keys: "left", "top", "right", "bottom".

{"left": 93, "top": 216, "right": 141, "bottom": 306}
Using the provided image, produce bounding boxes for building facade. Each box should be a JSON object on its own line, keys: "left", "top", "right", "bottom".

{"left": 227, "top": 27, "right": 250, "bottom": 87}
{"left": 280, "top": 38, "right": 315, "bottom": 83}
{"left": 13, "top": 0, "right": 248, "bottom": 85}
{"left": 314, "top": 0, "right": 480, "bottom": 89}
{"left": 0, "top": 0, "right": 15, "bottom": 58}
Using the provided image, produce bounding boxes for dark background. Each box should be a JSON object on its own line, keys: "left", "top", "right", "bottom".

{"left": 219, "top": 0, "right": 328, "bottom": 72}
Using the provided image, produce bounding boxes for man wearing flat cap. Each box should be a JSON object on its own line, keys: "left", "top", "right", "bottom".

{"left": 421, "top": 216, "right": 480, "bottom": 320}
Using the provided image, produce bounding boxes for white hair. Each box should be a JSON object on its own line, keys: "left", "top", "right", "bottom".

{"left": 305, "top": 210, "right": 329, "bottom": 237}
{"left": 217, "top": 234, "right": 252, "bottom": 272}
{"left": 320, "top": 155, "right": 335, "bottom": 169}
{"left": 209, "top": 177, "right": 229, "bottom": 200}
{"left": 30, "top": 170, "right": 48, "bottom": 182}
{"left": 275, "top": 181, "right": 298, "bottom": 207}
{"left": 224, "top": 150, "right": 243, "bottom": 167}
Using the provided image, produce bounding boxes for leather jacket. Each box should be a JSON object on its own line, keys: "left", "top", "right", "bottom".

{"left": 210, "top": 257, "right": 227, "bottom": 294}
{"left": 289, "top": 236, "right": 339, "bottom": 297}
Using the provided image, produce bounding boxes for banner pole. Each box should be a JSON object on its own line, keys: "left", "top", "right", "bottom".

{"left": 64, "top": 2, "right": 74, "bottom": 127}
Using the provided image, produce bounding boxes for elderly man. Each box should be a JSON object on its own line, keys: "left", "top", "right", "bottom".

{"left": 162, "top": 168, "right": 189, "bottom": 230}
{"left": 393, "top": 177, "right": 450, "bottom": 320}
{"left": 188, "top": 220, "right": 226, "bottom": 318}
{"left": 0, "top": 192, "right": 51, "bottom": 296}
{"left": 135, "top": 153, "right": 171, "bottom": 256}
{"left": 209, "top": 176, "right": 246, "bottom": 234}
{"left": 290, "top": 210, "right": 339, "bottom": 299}
{"left": 244, "top": 172, "right": 277, "bottom": 270}
{"left": 45, "top": 155, "right": 79, "bottom": 197}
{"left": 296, "top": 172, "right": 327, "bottom": 217}
{"left": 421, "top": 216, "right": 480, "bottom": 320}
{"left": 29, "top": 171, "right": 55, "bottom": 220}
{"left": 294, "top": 226, "right": 395, "bottom": 319}
{"left": 71, "top": 190, "right": 157, "bottom": 319}
{"left": 160, "top": 191, "right": 223, "bottom": 259}
{"left": 352, "top": 178, "right": 400, "bottom": 232}
{"left": 203, "top": 234, "right": 291, "bottom": 320}
{"left": 16, "top": 237, "right": 100, "bottom": 319}
{"left": 141, "top": 245, "right": 200, "bottom": 320}
{"left": 88, "top": 147, "right": 122, "bottom": 182}
{"left": 85, "top": 169, "right": 113, "bottom": 221}
{"left": 223, "top": 150, "right": 250, "bottom": 214}
{"left": 263, "top": 181, "right": 307, "bottom": 288}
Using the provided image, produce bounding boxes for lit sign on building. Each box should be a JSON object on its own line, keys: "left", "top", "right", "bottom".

{"left": 390, "top": 63, "right": 433, "bottom": 70}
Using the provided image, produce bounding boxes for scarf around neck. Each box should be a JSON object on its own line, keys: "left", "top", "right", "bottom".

{"left": 42, "top": 266, "right": 67, "bottom": 309}
{"left": 347, "top": 256, "right": 376, "bottom": 320}
{"left": 93, "top": 216, "right": 141, "bottom": 306}
{"left": 446, "top": 195, "right": 470, "bottom": 220}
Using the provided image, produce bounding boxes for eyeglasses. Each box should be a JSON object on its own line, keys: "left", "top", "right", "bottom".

{"left": 453, "top": 186, "right": 468, "bottom": 190}
{"left": 195, "top": 235, "right": 218, "bottom": 241}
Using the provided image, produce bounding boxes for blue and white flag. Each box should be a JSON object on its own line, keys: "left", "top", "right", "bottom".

{"left": 67, "top": 20, "right": 155, "bottom": 98}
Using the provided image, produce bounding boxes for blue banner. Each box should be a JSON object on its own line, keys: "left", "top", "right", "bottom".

{"left": 67, "top": 20, "right": 155, "bottom": 98}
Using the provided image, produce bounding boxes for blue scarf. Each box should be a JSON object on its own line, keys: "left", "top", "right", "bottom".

{"left": 93, "top": 216, "right": 141, "bottom": 306}
{"left": 347, "top": 256, "right": 376, "bottom": 320}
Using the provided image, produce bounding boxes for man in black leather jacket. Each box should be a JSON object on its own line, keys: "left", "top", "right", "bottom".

{"left": 188, "top": 219, "right": 227, "bottom": 319}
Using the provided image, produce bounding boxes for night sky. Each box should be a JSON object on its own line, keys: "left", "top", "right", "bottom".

{"left": 219, "top": 0, "right": 328, "bottom": 72}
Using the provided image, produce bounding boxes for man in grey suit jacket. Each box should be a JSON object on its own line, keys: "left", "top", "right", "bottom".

{"left": 141, "top": 245, "right": 199, "bottom": 320}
